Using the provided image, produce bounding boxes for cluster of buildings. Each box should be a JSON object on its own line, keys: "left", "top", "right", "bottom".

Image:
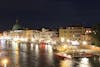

{"left": 0, "top": 20, "right": 92, "bottom": 45}
{"left": 59, "top": 26, "right": 92, "bottom": 45}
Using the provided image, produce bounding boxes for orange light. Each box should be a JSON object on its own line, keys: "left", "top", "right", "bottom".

{"left": 1, "top": 58, "right": 8, "bottom": 64}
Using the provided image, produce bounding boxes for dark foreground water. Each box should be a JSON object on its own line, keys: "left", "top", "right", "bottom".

{"left": 0, "top": 42, "right": 100, "bottom": 67}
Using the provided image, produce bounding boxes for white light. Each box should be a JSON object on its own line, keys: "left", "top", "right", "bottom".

{"left": 89, "top": 31, "right": 91, "bottom": 33}
{"left": 12, "top": 41, "right": 18, "bottom": 50}
{"left": 13, "top": 37, "right": 19, "bottom": 41}
{"left": 61, "top": 37, "right": 65, "bottom": 42}
{"left": 81, "top": 58, "right": 89, "bottom": 64}
{"left": 24, "top": 38, "right": 28, "bottom": 42}
{"left": 31, "top": 43, "right": 33, "bottom": 50}
{"left": 67, "top": 39, "right": 70, "bottom": 42}
{"left": 47, "top": 45, "right": 52, "bottom": 52}
{"left": 31, "top": 38, "right": 35, "bottom": 42}
{"left": 46, "top": 40, "right": 51, "bottom": 43}
{"left": 71, "top": 40, "right": 79, "bottom": 45}
{"left": 35, "top": 44, "right": 39, "bottom": 57}
{"left": 82, "top": 41, "right": 87, "bottom": 45}
{"left": 35, "top": 45, "right": 39, "bottom": 51}
{"left": 20, "top": 38, "right": 24, "bottom": 41}
{"left": 52, "top": 41, "right": 56, "bottom": 44}
{"left": 2, "top": 58, "right": 9, "bottom": 67}
{"left": 62, "top": 45, "right": 67, "bottom": 49}
{"left": 79, "top": 57, "right": 91, "bottom": 67}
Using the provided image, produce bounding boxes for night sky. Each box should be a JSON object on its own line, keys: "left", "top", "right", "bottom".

{"left": 0, "top": 0, "right": 100, "bottom": 30}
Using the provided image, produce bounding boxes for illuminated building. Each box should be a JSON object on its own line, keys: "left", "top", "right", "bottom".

{"left": 8, "top": 19, "right": 34, "bottom": 43}
{"left": 59, "top": 26, "right": 92, "bottom": 45}
{"left": 82, "top": 27, "right": 92, "bottom": 45}
{"left": 0, "top": 19, "right": 92, "bottom": 45}
{"left": 38, "top": 28, "right": 58, "bottom": 43}
{"left": 3, "top": 20, "right": 58, "bottom": 44}
{"left": 59, "top": 26, "right": 84, "bottom": 41}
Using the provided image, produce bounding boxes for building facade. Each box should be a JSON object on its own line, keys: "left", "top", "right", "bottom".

{"left": 59, "top": 26, "right": 92, "bottom": 45}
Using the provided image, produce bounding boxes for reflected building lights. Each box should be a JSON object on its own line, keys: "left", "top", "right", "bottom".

{"left": 45, "top": 44, "right": 54, "bottom": 66}
{"left": 30, "top": 43, "right": 33, "bottom": 50}
{"left": 12, "top": 41, "right": 19, "bottom": 50}
{"left": 47, "top": 45, "right": 53, "bottom": 53}
{"left": 47, "top": 45, "right": 53, "bottom": 57}
{"left": 60, "top": 59, "right": 73, "bottom": 67}
{"left": 20, "top": 43, "right": 27, "bottom": 51}
{"left": 11, "top": 51, "right": 20, "bottom": 67}
{"left": 78, "top": 58, "right": 91, "bottom": 67}
{"left": 15, "top": 51, "right": 19, "bottom": 66}
{"left": 80, "top": 58, "right": 89, "bottom": 64}
{"left": 34, "top": 44, "right": 39, "bottom": 67}
{"left": 35, "top": 45, "right": 39, "bottom": 56}
{"left": 0, "top": 39, "right": 6, "bottom": 49}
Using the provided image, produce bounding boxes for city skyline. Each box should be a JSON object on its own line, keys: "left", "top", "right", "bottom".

{"left": 0, "top": 19, "right": 92, "bottom": 31}
{"left": 0, "top": 17, "right": 97, "bottom": 31}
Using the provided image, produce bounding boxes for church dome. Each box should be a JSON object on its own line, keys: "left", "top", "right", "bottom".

{"left": 12, "top": 19, "right": 23, "bottom": 30}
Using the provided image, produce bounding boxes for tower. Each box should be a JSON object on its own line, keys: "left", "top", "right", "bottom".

{"left": 12, "top": 19, "right": 23, "bottom": 30}
{"left": 16, "top": 19, "right": 19, "bottom": 23}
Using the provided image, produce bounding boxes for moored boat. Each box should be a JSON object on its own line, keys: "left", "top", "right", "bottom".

{"left": 55, "top": 52, "right": 72, "bottom": 59}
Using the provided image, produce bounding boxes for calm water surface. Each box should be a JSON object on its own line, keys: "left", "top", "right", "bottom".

{"left": 0, "top": 42, "right": 100, "bottom": 67}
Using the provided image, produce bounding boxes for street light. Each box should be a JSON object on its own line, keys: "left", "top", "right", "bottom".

{"left": 1, "top": 58, "right": 8, "bottom": 67}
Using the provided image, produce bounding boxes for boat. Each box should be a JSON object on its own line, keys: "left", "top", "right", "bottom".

{"left": 71, "top": 52, "right": 94, "bottom": 58}
{"left": 55, "top": 52, "right": 72, "bottom": 59}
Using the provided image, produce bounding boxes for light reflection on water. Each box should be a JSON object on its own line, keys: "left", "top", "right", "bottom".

{"left": 45, "top": 44, "right": 54, "bottom": 66}
{"left": 34, "top": 44, "right": 39, "bottom": 67}
{"left": 78, "top": 58, "right": 91, "bottom": 67}
{"left": 0, "top": 42, "right": 100, "bottom": 67}
{"left": 60, "top": 59, "right": 73, "bottom": 67}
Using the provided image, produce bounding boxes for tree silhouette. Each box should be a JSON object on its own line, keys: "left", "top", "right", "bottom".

{"left": 91, "top": 24, "right": 100, "bottom": 46}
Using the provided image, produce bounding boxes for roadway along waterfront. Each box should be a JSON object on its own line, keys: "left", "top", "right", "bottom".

{"left": 0, "top": 42, "right": 100, "bottom": 67}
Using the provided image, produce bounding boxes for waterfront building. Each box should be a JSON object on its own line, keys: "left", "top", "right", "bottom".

{"left": 82, "top": 27, "right": 92, "bottom": 45}
{"left": 7, "top": 19, "right": 34, "bottom": 43}
{"left": 0, "top": 20, "right": 92, "bottom": 45}
{"left": 28, "top": 28, "right": 58, "bottom": 44}
{"left": 59, "top": 26, "right": 92, "bottom": 45}
{"left": 2, "top": 20, "right": 58, "bottom": 44}
{"left": 59, "top": 26, "right": 84, "bottom": 41}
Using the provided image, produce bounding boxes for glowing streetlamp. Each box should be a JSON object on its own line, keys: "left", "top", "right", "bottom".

{"left": 1, "top": 58, "right": 8, "bottom": 67}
